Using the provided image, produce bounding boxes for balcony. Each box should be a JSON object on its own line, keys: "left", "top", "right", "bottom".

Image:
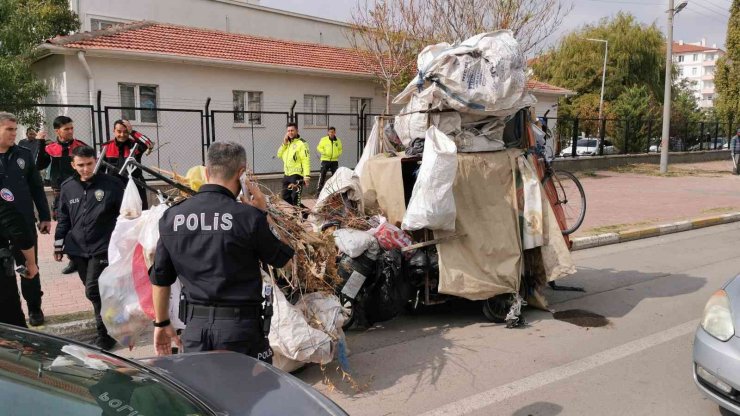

{"left": 702, "top": 73, "right": 715, "bottom": 80}
{"left": 703, "top": 60, "right": 717, "bottom": 66}
{"left": 699, "top": 99, "right": 715, "bottom": 108}
{"left": 701, "top": 87, "right": 715, "bottom": 94}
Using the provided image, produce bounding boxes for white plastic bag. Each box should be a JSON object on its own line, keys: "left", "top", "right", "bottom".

{"left": 402, "top": 126, "right": 458, "bottom": 231}
{"left": 333, "top": 229, "right": 377, "bottom": 258}
{"left": 120, "top": 176, "right": 142, "bottom": 219}
{"left": 355, "top": 117, "right": 395, "bottom": 179}
{"left": 518, "top": 156, "right": 544, "bottom": 250}
{"left": 314, "top": 167, "right": 364, "bottom": 213}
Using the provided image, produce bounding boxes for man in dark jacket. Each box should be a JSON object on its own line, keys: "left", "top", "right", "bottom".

{"left": 45, "top": 116, "right": 87, "bottom": 275}
{"left": 101, "top": 119, "right": 152, "bottom": 209}
{"left": 18, "top": 127, "right": 51, "bottom": 172}
{"left": 0, "top": 197, "right": 39, "bottom": 328}
{"left": 55, "top": 145, "right": 124, "bottom": 350}
{"left": 0, "top": 112, "right": 51, "bottom": 326}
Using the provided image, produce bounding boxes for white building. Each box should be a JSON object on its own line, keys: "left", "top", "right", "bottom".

{"left": 69, "top": 0, "right": 352, "bottom": 47}
{"left": 32, "top": 20, "right": 572, "bottom": 174}
{"left": 673, "top": 39, "right": 725, "bottom": 109}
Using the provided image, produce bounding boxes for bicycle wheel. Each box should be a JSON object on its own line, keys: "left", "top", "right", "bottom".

{"left": 542, "top": 170, "right": 586, "bottom": 235}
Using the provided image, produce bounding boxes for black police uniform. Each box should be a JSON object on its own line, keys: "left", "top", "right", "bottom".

{"left": 18, "top": 138, "right": 51, "bottom": 171}
{"left": 151, "top": 184, "right": 294, "bottom": 363}
{"left": 0, "top": 145, "right": 51, "bottom": 316}
{"left": 0, "top": 199, "right": 36, "bottom": 327}
{"left": 55, "top": 173, "right": 124, "bottom": 341}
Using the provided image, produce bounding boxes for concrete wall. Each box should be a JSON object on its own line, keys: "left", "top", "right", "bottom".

{"left": 552, "top": 150, "right": 732, "bottom": 172}
{"left": 72, "top": 0, "right": 352, "bottom": 47}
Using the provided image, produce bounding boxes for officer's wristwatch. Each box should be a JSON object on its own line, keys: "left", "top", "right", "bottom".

{"left": 152, "top": 319, "right": 171, "bottom": 328}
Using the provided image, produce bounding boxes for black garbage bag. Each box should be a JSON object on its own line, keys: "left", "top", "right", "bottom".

{"left": 360, "top": 249, "right": 410, "bottom": 325}
{"left": 406, "top": 249, "right": 428, "bottom": 287}
{"left": 405, "top": 138, "right": 425, "bottom": 157}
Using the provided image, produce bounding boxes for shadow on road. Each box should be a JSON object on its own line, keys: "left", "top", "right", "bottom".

{"left": 511, "top": 401, "right": 564, "bottom": 416}
{"left": 543, "top": 267, "right": 707, "bottom": 319}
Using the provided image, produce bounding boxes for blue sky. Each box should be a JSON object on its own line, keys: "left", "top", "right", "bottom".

{"left": 261, "top": 0, "right": 731, "bottom": 50}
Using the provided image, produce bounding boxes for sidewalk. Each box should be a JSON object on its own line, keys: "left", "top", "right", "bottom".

{"left": 26, "top": 160, "right": 740, "bottom": 322}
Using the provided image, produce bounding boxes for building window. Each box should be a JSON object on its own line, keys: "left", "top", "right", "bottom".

{"left": 692, "top": 67, "right": 698, "bottom": 76}
{"left": 232, "top": 91, "right": 263, "bottom": 124}
{"left": 119, "top": 84, "right": 158, "bottom": 123}
{"left": 706, "top": 66, "right": 715, "bottom": 75}
{"left": 90, "top": 18, "right": 121, "bottom": 30}
{"left": 692, "top": 53, "right": 698, "bottom": 62}
{"left": 303, "top": 95, "right": 329, "bottom": 127}
{"left": 678, "top": 68, "right": 684, "bottom": 77}
{"left": 350, "top": 97, "right": 372, "bottom": 128}
{"left": 677, "top": 55, "right": 685, "bottom": 62}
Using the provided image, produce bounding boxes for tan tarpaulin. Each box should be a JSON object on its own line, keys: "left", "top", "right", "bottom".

{"left": 435, "top": 150, "right": 523, "bottom": 300}
{"left": 359, "top": 155, "right": 407, "bottom": 227}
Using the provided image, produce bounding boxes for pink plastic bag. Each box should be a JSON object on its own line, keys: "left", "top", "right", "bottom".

{"left": 372, "top": 222, "right": 414, "bottom": 251}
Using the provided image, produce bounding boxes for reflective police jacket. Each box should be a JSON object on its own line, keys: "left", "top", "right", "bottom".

{"left": 45, "top": 139, "right": 88, "bottom": 189}
{"left": 317, "top": 136, "right": 343, "bottom": 162}
{"left": 0, "top": 198, "right": 34, "bottom": 251}
{"left": 55, "top": 174, "right": 125, "bottom": 258}
{"left": 277, "top": 137, "right": 311, "bottom": 178}
{"left": 101, "top": 138, "right": 146, "bottom": 180}
{"left": 151, "top": 184, "right": 295, "bottom": 305}
{"left": 0, "top": 145, "right": 51, "bottom": 231}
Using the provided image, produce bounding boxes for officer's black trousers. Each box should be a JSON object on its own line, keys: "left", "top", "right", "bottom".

{"left": 182, "top": 315, "right": 273, "bottom": 364}
{"left": 0, "top": 256, "right": 27, "bottom": 327}
{"left": 316, "top": 161, "right": 339, "bottom": 194}
{"left": 70, "top": 254, "right": 110, "bottom": 338}
{"left": 11, "top": 231, "right": 42, "bottom": 313}
{"left": 281, "top": 174, "right": 304, "bottom": 206}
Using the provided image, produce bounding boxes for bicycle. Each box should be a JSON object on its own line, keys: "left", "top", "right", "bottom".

{"left": 535, "top": 120, "right": 587, "bottom": 236}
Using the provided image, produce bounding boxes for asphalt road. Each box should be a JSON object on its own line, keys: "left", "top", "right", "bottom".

{"left": 298, "top": 222, "right": 740, "bottom": 416}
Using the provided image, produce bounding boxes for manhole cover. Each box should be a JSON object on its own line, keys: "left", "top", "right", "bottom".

{"left": 553, "top": 309, "right": 610, "bottom": 328}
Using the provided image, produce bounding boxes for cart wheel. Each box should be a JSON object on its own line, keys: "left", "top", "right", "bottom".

{"left": 482, "top": 294, "right": 514, "bottom": 323}
{"left": 340, "top": 293, "right": 355, "bottom": 331}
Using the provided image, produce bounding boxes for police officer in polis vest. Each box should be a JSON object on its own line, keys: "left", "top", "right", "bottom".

{"left": 54, "top": 145, "right": 124, "bottom": 350}
{"left": 0, "top": 112, "right": 51, "bottom": 327}
{"left": 150, "top": 141, "right": 295, "bottom": 362}
{"left": 0, "top": 198, "right": 39, "bottom": 328}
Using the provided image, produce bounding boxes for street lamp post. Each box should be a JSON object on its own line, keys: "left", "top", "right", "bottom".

{"left": 660, "top": 0, "right": 688, "bottom": 173}
{"left": 586, "top": 38, "right": 608, "bottom": 142}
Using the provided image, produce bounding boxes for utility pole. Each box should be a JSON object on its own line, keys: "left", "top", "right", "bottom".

{"left": 586, "top": 38, "right": 608, "bottom": 137}
{"left": 660, "top": 0, "right": 688, "bottom": 173}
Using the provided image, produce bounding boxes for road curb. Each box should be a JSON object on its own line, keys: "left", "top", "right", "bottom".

{"left": 571, "top": 211, "right": 740, "bottom": 251}
{"left": 34, "top": 318, "right": 97, "bottom": 340}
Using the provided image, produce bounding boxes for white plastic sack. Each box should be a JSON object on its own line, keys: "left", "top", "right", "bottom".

{"left": 120, "top": 176, "right": 142, "bottom": 219}
{"left": 100, "top": 215, "right": 151, "bottom": 349}
{"left": 314, "top": 167, "right": 364, "bottom": 214}
{"left": 402, "top": 126, "right": 458, "bottom": 231}
{"left": 355, "top": 117, "right": 396, "bottom": 179}
{"left": 394, "top": 31, "right": 534, "bottom": 116}
{"left": 138, "top": 204, "right": 168, "bottom": 269}
{"left": 333, "top": 229, "right": 376, "bottom": 258}
{"left": 518, "top": 156, "right": 544, "bottom": 250}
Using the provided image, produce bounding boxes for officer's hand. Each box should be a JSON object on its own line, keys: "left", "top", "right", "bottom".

{"left": 303, "top": 178, "right": 310, "bottom": 187}
{"left": 38, "top": 221, "right": 51, "bottom": 234}
{"left": 241, "top": 180, "right": 267, "bottom": 212}
{"left": 54, "top": 253, "right": 63, "bottom": 262}
{"left": 154, "top": 325, "right": 181, "bottom": 356}
{"left": 283, "top": 134, "right": 290, "bottom": 145}
{"left": 25, "top": 263, "right": 38, "bottom": 279}
{"left": 37, "top": 131, "right": 47, "bottom": 140}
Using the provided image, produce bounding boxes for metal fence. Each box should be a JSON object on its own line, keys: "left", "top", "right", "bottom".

{"left": 541, "top": 115, "right": 737, "bottom": 158}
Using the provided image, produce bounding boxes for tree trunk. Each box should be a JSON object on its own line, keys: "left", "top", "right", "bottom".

{"left": 385, "top": 78, "right": 392, "bottom": 115}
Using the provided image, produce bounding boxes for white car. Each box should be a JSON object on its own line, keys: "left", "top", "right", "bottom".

{"left": 560, "top": 139, "right": 617, "bottom": 157}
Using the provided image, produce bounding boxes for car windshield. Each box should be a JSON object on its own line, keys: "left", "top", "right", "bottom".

{"left": 0, "top": 325, "right": 211, "bottom": 416}
{"left": 577, "top": 139, "right": 598, "bottom": 147}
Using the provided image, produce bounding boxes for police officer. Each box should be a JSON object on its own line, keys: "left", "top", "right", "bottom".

{"left": 0, "top": 112, "right": 51, "bottom": 326}
{"left": 18, "top": 127, "right": 51, "bottom": 172}
{"left": 277, "top": 122, "right": 310, "bottom": 205}
{"left": 316, "top": 126, "right": 343, "bottom": 194}
{"left": 0, "top": 197, "right": 39, "bottom": 327}
{"left": 150, "top": 142, "right": 294, "bottom": 361}
{"left": 46, "top": 115, "right": 88, "bottom": 275}
{"left": 101, "top": 119, "right": 153, "bottom": 209}
{"left": 54, "top": 145, "right": 124, "bottom": 350}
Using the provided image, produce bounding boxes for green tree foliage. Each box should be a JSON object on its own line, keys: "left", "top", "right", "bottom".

{"left": 715, "top": 0, "right": 740, "bottom": 133}
{"left": 609, "top": 85, "right": 659, "bottom": 152}
{"left": 532, "top": 13, "right": 666, "bottom": 119}
{"left": 0, "top": 0, "right": 78, "bottom": 123}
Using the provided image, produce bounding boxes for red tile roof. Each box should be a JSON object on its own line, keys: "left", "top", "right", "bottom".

{"left": 672, "top": 42, "right": 723, "bottom": 54}
{"left": 46, "top": 21, "right": 572, "bottom": 95}
{"left": 527, "top": 80, "right": 574, "bottom": 95}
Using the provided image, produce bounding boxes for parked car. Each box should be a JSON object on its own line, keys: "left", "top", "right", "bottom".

{"left": 688, "top": 138, "right": 729, "bottom": 151}
{"left": 0, "top": 324, "right": 347, "bottom": 416}
{"left": 693, "top": 274, "right": 740, "bottom": 415}
{"left": 560, "top": 138, "right": 617, "bottom": 157}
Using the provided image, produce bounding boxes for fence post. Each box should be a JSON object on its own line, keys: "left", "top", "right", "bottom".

{"left": 96, "top": 90, "right": 103, "bottom": 150}
{"left": 289, "top": 100, "right": 297, "bottom": 124}
{"left": 684, "top": 121, "right": 690, "bottom": 151}
{"left": 358, "top": 103, "right": 367, "bottom": 161}
{"left": 622, "top": 119, "right": 630, "bottom": 154}
{"left": 646, "top": 119, "right": 654, "bottom": 153}
{"left": 570, "top": 118, "right": 579, "bottom": 158}
{"left": 203, "top": 97, "right": 211, "bottom": 164}
{"left": 598, "top": 118, "right": 606, "bottom": 156}
{"left": 713, "top": 122, "right": 720, "bottom": 149}
{"left": 699, "top": 121, "right": 705, "bottom": 150}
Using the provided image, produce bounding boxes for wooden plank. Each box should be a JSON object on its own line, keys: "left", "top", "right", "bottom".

{"left": 401, "top": 234, "right": 465, "bottom": 252}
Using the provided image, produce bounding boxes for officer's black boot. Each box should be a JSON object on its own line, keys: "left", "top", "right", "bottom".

{"left": 61, "top": 260, "right": 76, "bottom": 274}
